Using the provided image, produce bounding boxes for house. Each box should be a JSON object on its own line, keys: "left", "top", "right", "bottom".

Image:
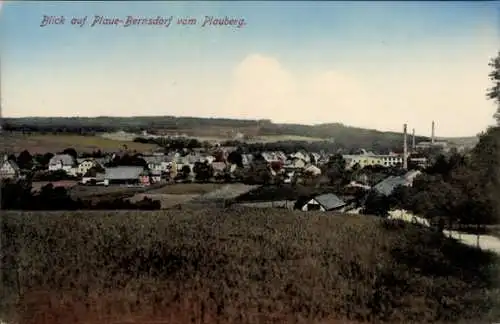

{"left": 48, "top": 154, "right": 77, "bottom": 174}
{"left": 310, "top": 152, "right": 321, "bottom": 164}
{"left": 303, "top": 165, "right": 321, "bottom": 176}
{"left": 101, "top": 166, "right": 147, "bottom": 186}
{"left": 241, "top": 154, "right": 253, "bottom": 167}
{"left": 296, "top": 193, "right": 347, "bottom": 212}
{"left": 372, "top": 170, "right": 421, "bottom": 196}
{"left": 0, "top": 158, "right": 20, "bottom": 179}
{"left": 288, "top": 157, "right": 307, "bottom": 169}
{"left": 212, "top": 162, "right": 227, "bottom": 178}
{"left": 143, "top": 156, "right": 171, "bottom": 173}
{"left": 343, "top": 154, "right": 381, "bottom": 169}
{"left": 290, "top": 151, "right": 310, "bottom": 163}
{"left": 76, "top": 159, "right": 101, "bottom": 176}
{"left": 150, "top": 170, "right": 163, "bottom": 183}
{"left": 260, "top": 152, "right": 282, "bottom": 164}
{"left": 372, "top": 176, "right": 408, "bottom": 196}
{"left": 416, "top": 141, "right": 449, "bottom": 151}
{"left": 387, "top": 209, "right": 430, "bottom": 227}
{"left": 377, "top": 154, "right": 404, "bottom": 167}
{"left": 409, "top": 156, "right": 429, "bottom": 169}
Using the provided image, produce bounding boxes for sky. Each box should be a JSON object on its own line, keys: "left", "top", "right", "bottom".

{"left": 0, "top": 1, "right": 498, "bottom": 137}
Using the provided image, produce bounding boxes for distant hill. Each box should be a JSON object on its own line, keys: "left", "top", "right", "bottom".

{"left": 437, "top": 136, "right": 480, "bottom": 148}
{"left": 2, "top": 116, "right": 433, "bottom": 152}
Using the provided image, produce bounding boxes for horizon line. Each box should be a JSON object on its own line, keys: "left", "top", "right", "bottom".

{"left": 2, "top": 114, "right": 467, "bottom": 138}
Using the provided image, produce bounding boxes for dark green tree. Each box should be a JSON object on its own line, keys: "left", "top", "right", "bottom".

{"left": 487, "top": 51, "right": 500, "bottom": 121}
{"left": 62, "top": 148, "right": 78, "bottom": 159}
{"left": 16, "top": 150, "right": 33, "bottom": 170}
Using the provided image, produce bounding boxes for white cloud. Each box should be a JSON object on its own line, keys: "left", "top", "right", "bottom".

{"left": 221, "top": 52, "right": 495, "bottom": 136}
{"left": 2, "top": 51, "right": 496, "bottom": 137}
{"left": 222, "top": 54, "right": 373, "bottom": 127}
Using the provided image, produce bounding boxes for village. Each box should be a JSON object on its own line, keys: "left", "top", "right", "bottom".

{"left": 0, "top": 121, "right": 452, "bottom": 219}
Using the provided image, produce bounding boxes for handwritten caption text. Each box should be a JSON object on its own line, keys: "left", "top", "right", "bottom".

{"left": 40, "top": 15, "right": 247, "bottom": 28}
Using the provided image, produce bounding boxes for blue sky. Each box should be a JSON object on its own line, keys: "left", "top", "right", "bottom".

{"left": 1, "top": 1, "right": 498, "bottom": 136}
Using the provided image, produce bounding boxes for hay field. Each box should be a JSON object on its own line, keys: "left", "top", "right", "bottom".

{"left": 247, "top": 135, "right": 326, "bottom": 143}
{"left": 129, "top": 193, "right": 199, "bottom": 209}
{"left": 192, "top": 134, "right": 326, "bottom": 143}
{"left": 2, "top": 208, "right": 499, "bottom": 324}
{"left": 0, "top": 133, "right": 157, "bottom": 154}
{"left": 147, "top": 183, "right": 227, "bottom": 195}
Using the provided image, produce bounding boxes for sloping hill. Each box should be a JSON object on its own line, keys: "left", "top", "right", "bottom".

{"left": 2, "top": 116, "right": 431, "bottom": 150}
{"left": 2, "top": 209, "right": 499, "bottom": 324}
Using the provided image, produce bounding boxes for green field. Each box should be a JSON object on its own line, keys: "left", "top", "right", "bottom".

{"left": 2, "top": 208, "right": 499, "bottom": 324}
{"left": 247, "top": 135, "right": 327, "bottom": 143}
{"left": 0, "top": 133, "right": 158, "bottom": 154}
{"left": 189, "top": 134, "right": 326, "bottom": 143}
{"left": 147, "top": 183, "right": 226, "bottom": 195}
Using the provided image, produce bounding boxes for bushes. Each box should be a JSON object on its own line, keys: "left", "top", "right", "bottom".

{"left": 93, "top": 197, "right": 161, "bottom": 210}
{"left": 1, "top": 180, "right": 161, "bottom": 210}
{"left": 1, "top": 208, "right": 499, "bottom": 324}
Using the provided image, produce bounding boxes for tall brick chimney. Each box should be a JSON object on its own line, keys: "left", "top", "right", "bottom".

{"left": 431, "top": 121, "right": 435, "bottom": 144}
{"left": 403, "top": 123, "right": 408, "bottom": 170}
{"left": 412, "top": 128, "right": 416, "bottom": 150}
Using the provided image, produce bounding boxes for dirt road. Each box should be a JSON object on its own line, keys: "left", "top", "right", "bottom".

{"left": 444, "top": 230, "right": 500, "bottom": 254}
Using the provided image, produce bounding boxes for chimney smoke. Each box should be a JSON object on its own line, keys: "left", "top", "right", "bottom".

{"left": 403, "top": 123, "right": 408, "bottom": 170}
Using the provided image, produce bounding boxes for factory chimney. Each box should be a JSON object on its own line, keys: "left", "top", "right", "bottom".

{"left": 403, "top": 123, "right": 408, "bottom": 170}
{"left": 412, "top": 128, "right": 416, "bottom": 151}
{"left": 431, "top": 121, "right": 435, "bottom": 144}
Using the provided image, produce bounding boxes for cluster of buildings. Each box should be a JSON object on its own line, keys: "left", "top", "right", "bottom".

{"left": 0, "top": 146, "right": 417, "bottom": 186}
{"left": 235, "top": 169, "right": 423, "bottom": 215}
{"left": 0, "top": 121, "right": 455, "bottom": 187}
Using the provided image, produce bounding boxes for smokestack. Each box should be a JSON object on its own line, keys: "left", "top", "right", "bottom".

{"left": 431, "top": 121, "right": 435, "bottom": 144}
{"left": 412, "top": 128, "right": 416, "bottom": 151}
{"left": 403, "top": 124, "right": 408, "bottom": 170}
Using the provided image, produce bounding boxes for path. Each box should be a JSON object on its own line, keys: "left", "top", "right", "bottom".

{"left": 444, "top": 230, "right": 500, "bottom": 254}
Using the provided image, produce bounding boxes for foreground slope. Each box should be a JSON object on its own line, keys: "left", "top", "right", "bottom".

{"left": 1, "top": 208, "right": 499, "bottom": 324}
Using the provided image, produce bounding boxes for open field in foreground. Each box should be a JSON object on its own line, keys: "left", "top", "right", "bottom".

{"left": 129, "top": 193, "right": 199, "bottom": 209}
{"left": 2, "top": 209, "right": 500, "bottom": 324}
{"left": 146, "top": 183, "right": 227, "bottom": 195}
{"left": 0, "top": 133, "right": 157, "bottom": 154}
{"left": 136, "top": 184, "right": 259, "bottom": 209}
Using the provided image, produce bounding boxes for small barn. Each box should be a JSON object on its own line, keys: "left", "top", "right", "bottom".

{"left": 296, "top": 193, "right": 347, "bottom": 212}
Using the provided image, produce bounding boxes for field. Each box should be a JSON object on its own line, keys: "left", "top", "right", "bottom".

{"left": 192, "top": 135, "right": 326, "bottom": 143}
{"left": 147, "top": 183, "right": 227, "bottom": 195}
{"left": 132, "top": 183, "right": 228, "bottom": 209}
{"left": 2, "top": 208, "right": 500, "bottom": 324}
{"left": 246, "top": 135, "right": 326, "bottom": 143}
{"left": 235, "top": 184, "right": 335, "bottom": 203}
{"left": 129, "top": 193, "right": 199, "bottom": 209}
{"left": 0, "top": 133, "right": 158, "bottom": 154}
{"left": 138, "top": 183, "right": 259, "bottom": 208}
{"left": 438, "top": 136, "right": 479, "bottom": 148}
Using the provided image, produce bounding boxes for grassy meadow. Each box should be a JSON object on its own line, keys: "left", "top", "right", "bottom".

{"left": 1, "top": 208, "right": 500, "bottom": 324}
{"left": 0, "top": 133, "right": 158, "bottom": 154}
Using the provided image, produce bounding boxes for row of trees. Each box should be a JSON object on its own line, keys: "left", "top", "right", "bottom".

{"left": 135, "top": 135, "right": 407, "bottom": 155}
